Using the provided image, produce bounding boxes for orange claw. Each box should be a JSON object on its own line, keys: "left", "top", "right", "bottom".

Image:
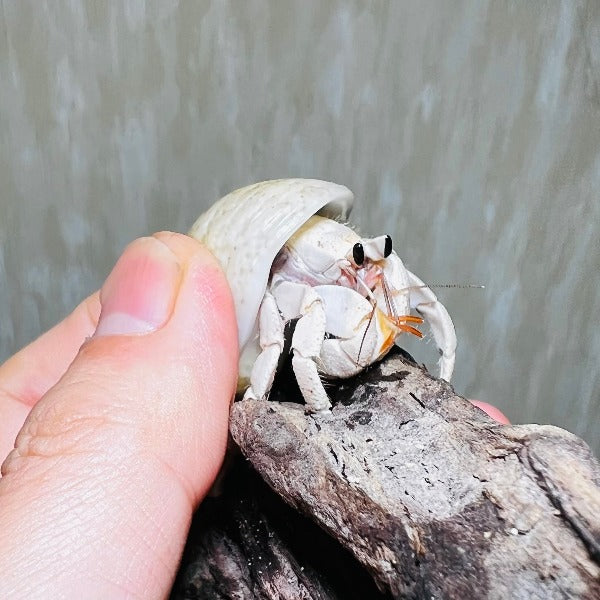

{"left": 376, "top": 312, "right": 425, "bottom": 357}
{"left": 401, "top": 324, "right": 424, "bottom": 338}
{"left": 398, "top": 315, "right": 424, "bottom": 323}
{"left": 392, "top": 315, "right": 424, "bottom": 338}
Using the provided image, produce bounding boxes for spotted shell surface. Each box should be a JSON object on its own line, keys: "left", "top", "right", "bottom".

{"left": 188, "top": 179, "right": 354, "bottom": 348}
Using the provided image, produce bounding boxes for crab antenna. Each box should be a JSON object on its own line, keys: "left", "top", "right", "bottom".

{"left": 354, "top": 275, "right": 376, "bottom": 301}
{"left": 356, "top": 307, "right": 376, "bottom": 367}
{"left": 355, "top": 273, "right": 383, "bottom": 367}
{"left": 381, "top": 273, "right": 398, "bottom": 320}
{"left": 318, "top": 257, "right": 352, "bottom": 278}
{"left": 413, "top": 283, "right": 486, "bottom": 290}
{"left": 354, "top": 267, "right": 396, "bottom": 318}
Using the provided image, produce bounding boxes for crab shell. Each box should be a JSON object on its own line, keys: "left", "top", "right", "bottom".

{"left": 188, "top": 179, "right": 354, "bottom": 354}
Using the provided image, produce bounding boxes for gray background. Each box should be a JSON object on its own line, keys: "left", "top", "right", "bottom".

{"left": 1, "top": 2, "right": 599, "bottom": 453}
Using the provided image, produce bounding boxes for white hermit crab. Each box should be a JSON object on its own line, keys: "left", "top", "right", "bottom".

{"left": 189, "top": 179, "right": 456, "bottom": 412}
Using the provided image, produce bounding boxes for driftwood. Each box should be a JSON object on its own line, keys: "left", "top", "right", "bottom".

{"left": 171, "top": 348, "right": 600, "bottom": 599}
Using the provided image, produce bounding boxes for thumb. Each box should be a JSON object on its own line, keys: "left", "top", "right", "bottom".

{"left": 0, "top": 232, "right": 238, "bottom": 599}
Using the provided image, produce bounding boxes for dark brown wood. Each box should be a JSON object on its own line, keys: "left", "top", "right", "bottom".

{"left": 172, "top": 348, "right": 600, "bottom": 599}
{"left": 170, "top": 460, "right": 391, "bottom": 599}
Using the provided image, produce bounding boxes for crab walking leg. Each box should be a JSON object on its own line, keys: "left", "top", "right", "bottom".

{"left": 405, "top": 269, "right": 457, "bottom": 381}
{"left": 273, "top": 281, "right": 330, "bottom": 412}
{"left": 243, "top": 292, "right": 285, "bottom": 401}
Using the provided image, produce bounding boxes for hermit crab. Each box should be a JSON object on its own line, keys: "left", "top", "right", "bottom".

{"left": 189, "top": 179, "right": 456, "bottom": 412}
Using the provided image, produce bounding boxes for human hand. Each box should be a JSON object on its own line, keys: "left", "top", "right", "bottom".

{"left": 0, "top": 233, "right": 238, "bottom": 599}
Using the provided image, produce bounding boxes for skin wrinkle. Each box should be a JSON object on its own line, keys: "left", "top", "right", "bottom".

{"left": 89, "top": 576, "right": 144, "bottom": 600}
{"left": 16, "top": 455, "right": 175, "bottom": 598}
{"left": 8, "top": 451, "right": 112, "bottom": 522}
{"left": 106, "top": 514, "right": 161, "bottom": 595}
{"left": 2, "top": 475, "right": 102, "bottom": 584}
{"left": 116, "top": 517, "right": 174, "bottom": 596}
{"left": 97, "top": 469, "right": 159, "bottom": 547}
{"left": 144, "top": 361, "right": 226, "bottom": 506}
{"left": 95, "top": 462, "right": 189, "bottom": 596}
{"left": 3, "top": 363, "right": 157, "bottom": 486}
{"left": 0, "top": 293, "right": 104, "bottom": 467}
{"left": 128, "top": 473, "right": 183, "bottom": 562}
{"left": 15, "top": 565, "right": 56, "bottom": 599}
{"left": 6, "top": 398, "right": 130, "bottom": 475}
{"left": 0, "top": 382, "right": 28, "bottom": 409}
{"left": 57, "top": 527, "right": 137, "bottom": 599}
{"left": 142, "top": 446, "right": 197, "bottom": 512}
{"left": 0, "top": 386, "right": 30, "bottom": 470}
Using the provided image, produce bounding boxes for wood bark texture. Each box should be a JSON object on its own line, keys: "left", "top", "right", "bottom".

{"left": 171, "top": 348, "right": 600, "bottom": 600}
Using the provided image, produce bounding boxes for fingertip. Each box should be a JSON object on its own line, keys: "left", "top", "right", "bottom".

{"left": 151, "top": 231, "right": 238, "bottom": 357}
{"left": 470, "top": 400, "right": 511, "bottom": 424}
{"left": 152, "top": 231, "right": 223, "bottom": 273}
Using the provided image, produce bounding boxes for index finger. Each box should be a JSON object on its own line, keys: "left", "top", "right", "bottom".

{"left": 0, "top": 293, "right": 101, "bottom": 462}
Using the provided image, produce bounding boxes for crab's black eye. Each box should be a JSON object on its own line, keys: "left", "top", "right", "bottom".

{"left": 384, "top": 235, "right": 393, "bottom": 258}
{"left": 352, "top": 242, "right": 365, "bottom": 266}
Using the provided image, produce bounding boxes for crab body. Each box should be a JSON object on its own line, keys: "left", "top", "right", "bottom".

{"left": 189, "top": 179, "right": 456, "bottom": 412}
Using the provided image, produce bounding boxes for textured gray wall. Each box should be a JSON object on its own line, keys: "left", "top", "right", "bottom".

{"left": 1, "top": 2, "right": 599, "bottom": 453}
